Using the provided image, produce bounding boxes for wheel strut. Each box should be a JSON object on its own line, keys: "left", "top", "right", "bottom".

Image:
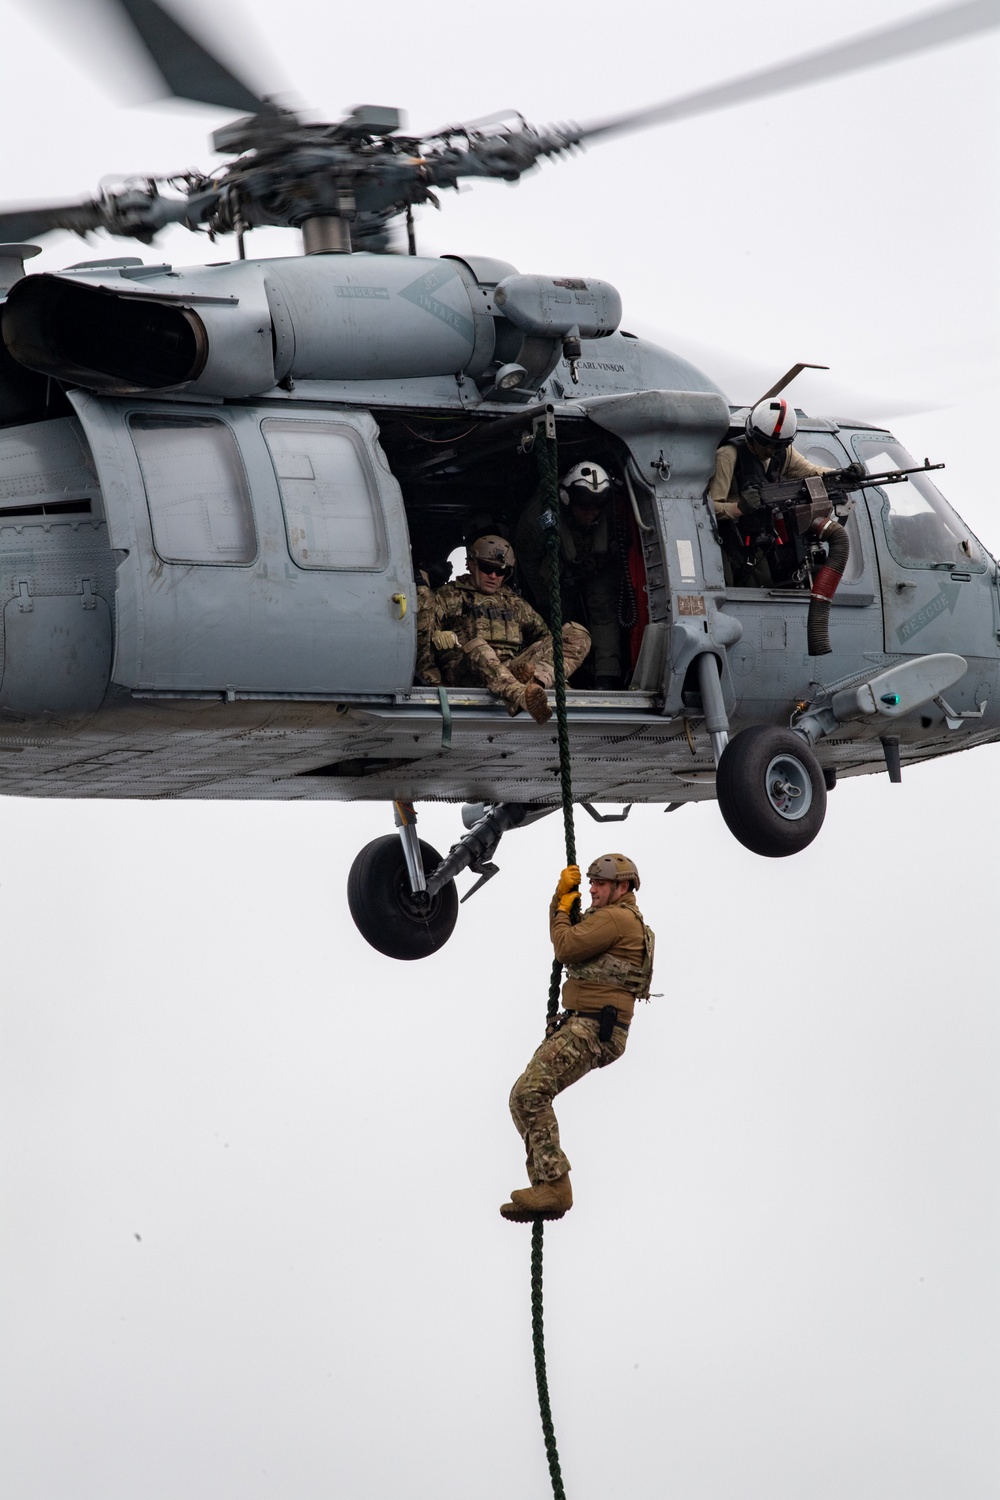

{"left": 697, "top": 653, "right": 730, "bottom": 766}
{"left": 393, "top": 800, "right": 428, "bottom": 896}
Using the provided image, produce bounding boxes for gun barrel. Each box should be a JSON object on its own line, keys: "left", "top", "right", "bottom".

{"left": 856, "top": 461, "right": 945, "bottom": 488}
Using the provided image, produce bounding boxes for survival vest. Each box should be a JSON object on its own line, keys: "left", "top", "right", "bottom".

{"left": 731, "top": 434, "right": 791, "bottom": 493}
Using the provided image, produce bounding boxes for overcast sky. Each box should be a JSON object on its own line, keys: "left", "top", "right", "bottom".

{"left": 0, "top": 3, "right": 998, "bottom": 1498}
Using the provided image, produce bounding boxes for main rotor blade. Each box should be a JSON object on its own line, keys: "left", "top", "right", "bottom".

{"left": 578, "top": 0, "right": 1000, "bottom": 143}
{"left": 114, "top": 0, "right": 267, "bottom": 112}
{"left": 0, "top": 202, "right": 107, "bottom": 242}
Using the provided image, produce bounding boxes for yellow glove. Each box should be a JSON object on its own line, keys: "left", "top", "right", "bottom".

{"left": 555, "top": 865, "right": 581, "bottom": 898}
{"left": 557, "top": 891, "right": 581, "bottom": 917}
{"left": 431, "top": 629, "right": 460, "bottom": 651}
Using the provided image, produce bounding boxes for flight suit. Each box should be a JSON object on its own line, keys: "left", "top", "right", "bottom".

{"left": 415, "top": 574, "right": 590, "bottom": 692}
{"left": 509, "top": 893, "right": 654, "bottom": 1185}
{"left": 514, "top": 493, "right": 624, "bottom": 684}
{"left": 709, "top": 439, "right": 829, "bottom": 585}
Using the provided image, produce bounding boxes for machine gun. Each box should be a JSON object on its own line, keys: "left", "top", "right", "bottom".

{"left": 739, "top": 459, "right": 945, "bottom": 531}
{"left": 729, "top": 459, "right": 945, "bottom": 655}
{"left": 735, "top": 459, "right": 944, "bottom": 579}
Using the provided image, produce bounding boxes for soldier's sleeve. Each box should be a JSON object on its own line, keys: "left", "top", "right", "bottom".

{"left": 415, "top": 587, "right": 442, "bottom": 685}
{"left": 549, "top": 904, "right": 622, "bottom": 963}
{"left": 785, "top": 448, "right": 830, "bottom": 480}
{"left": 709, "top": 445, "right": 740, "bottom": 519}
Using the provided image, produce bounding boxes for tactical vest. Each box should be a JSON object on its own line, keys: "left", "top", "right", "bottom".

{"left": 565, "top": 901, "right": 656, "bottom": 999}
{"left": 456, "top": 585, "right": 524, "bottom": 658}
{"left": 731, "top": 435, "right": 790, "bottom": 493}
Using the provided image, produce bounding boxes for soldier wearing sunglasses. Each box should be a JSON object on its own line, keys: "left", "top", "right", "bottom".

{"left": 416, "top": 532, "right": 591, "bottom": 723}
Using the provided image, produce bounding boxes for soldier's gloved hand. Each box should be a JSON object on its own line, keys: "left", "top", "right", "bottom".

{"left": 431, "top": 629, "right": 460, "bottom": 651}
{"left": 555, "top": 865, "right": 581, "bottom": 898}
{"left": 557, "top": 891, "right": 581, "bottom": 917}
{"left": 835, "top": 461, "right": 866, "bottom": 487}
{"left": 737, "top": 488, "right": 762, "bottom": 516}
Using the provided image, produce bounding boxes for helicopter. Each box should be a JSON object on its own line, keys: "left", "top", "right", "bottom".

{"left": 0, "top": 0, "right": 997, "bottom": 960}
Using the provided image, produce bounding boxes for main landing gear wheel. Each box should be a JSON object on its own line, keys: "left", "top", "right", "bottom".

{"left": 716, "top": 726, "right": 827, "bottom": 858}
{"left": 348, "top": 835, "right": 459, "bottom": 959}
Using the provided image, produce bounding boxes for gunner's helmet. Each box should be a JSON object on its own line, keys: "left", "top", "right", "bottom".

{"left": 559, "top": 461, "right": 612, "bottom": 509}
{"left": 745, "top": 397, "right": 798, "bottom": 451}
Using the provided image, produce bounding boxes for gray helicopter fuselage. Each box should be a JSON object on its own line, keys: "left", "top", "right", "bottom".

{"left": 0, "top": 247, "right": 996, "bottom": 808}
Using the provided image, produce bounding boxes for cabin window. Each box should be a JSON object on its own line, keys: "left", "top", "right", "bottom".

{"left": 798, "top": 440, "right": 865, "bottom": 586}
{"left": 853, "top": 437, "right": 983, "bottom": 571}
{"left": 129, "top": 414, "right": 256, "bottom": 565}
{"left": 262, "top": 420, "right": 386, "bottom": 570}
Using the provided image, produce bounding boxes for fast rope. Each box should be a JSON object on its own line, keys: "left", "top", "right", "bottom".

{"left": 525, "top": 423, "right": 578, "bottom": 1500}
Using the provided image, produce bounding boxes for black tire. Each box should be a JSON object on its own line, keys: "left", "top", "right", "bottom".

{"left": 716, "top": 726, "right": 827, "bottom": 858}
{"left": 347, "top": 834, "right": 459, "bottom": 960}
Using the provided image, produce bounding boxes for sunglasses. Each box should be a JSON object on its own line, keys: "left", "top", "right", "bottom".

{"left": 475, "top": 561, "right": 510, "bottom": 577}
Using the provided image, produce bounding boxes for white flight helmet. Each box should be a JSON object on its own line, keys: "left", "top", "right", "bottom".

{"left": 559, "top": 461, "right": 611, "bottom": 508}
{"left": 746, "top": 397, "right": 797, "bottom": 450}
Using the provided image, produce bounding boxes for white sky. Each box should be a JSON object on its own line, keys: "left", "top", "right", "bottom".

{"left": 0, "top": 3, "right": 998, "bottom": 1498}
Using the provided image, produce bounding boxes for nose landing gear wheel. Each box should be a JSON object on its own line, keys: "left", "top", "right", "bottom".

{"left": 348, "top": 834, "right": 459, "bottom": 959}
{"left": 716, "top": 726, "right": 827, "bottom": 857}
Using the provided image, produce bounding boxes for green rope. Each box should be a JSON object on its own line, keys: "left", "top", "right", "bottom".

{"left": 538, "top": 432, "right": 579, "bottom": 1030}
{"left": 537, "top": 433, "right": 577, "bottom": 869}
{"left": 531, "top": 1220, "right": 567, "bottom": 1500}
{"left": 526, "top": 426, "right": 578, "bottom": 1500}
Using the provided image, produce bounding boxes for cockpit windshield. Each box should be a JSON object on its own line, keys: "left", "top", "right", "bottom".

{"left": 852, "top": 436, "right": 982, "bottom": 570}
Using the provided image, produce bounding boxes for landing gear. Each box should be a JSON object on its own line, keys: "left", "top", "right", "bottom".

{"left": 347, "top": 799, "right": 556, "bottom": 959}
{"left": 347, "top": 834, "right": 458, "bottom": 960}
{"left": 716, "top": 725, "right": 827, "bottom": 857}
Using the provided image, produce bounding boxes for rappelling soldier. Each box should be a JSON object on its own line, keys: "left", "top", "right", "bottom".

{"left": 515, "top": 461, "right": 625, "bottom": 688}
{"left": 416, "top": 532, "right": 591, "bottom": 724}
{"left": 501, "top": 853, "right": 655, "bottom": 1221}
{"left": 710, "top": 397, "right": 830, "bottom": 586}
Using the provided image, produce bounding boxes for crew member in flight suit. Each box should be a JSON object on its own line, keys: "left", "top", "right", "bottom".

{"left": 501, "top": 853, "right": 655, "bottom": 1221}
{"left": 515, "top": 461, "right": 625, "bottom": 688}
{"left": 416, "top": 532, "right": 591, "bottom": 724}
{"left": 710, "top": 397, "right": 829, "bottom": 586}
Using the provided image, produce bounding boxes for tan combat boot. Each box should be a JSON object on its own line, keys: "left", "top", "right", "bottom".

{"left": 499, "top": 1173, "right": 572, "bottom": 1222}
{"left": 496, "top": 670, "right": 552, "bottom": 725}
{"left": 510, "top": 656, "right": 555, "bottom": 692}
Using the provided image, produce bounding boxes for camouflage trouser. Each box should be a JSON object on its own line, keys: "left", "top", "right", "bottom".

{"left": 449, "top": 622, "right": 592, "bottom": 691}
{"left": 509, "top": 1014, "right": 628, "bottom": 1184}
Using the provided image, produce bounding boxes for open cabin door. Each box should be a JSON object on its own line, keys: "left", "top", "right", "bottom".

{"left": 71, "top": 394, "right": 415, "bottom": 695}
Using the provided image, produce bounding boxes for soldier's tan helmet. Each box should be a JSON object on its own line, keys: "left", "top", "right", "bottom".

{"left": 586, "top": 852, "right": 640, "bottom": 889}
{"left": 468, "top": 534, "right": 515, "bottom": 569}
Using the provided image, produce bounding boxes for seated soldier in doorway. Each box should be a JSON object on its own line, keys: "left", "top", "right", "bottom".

{"left": 710, "top": 397, "right": 830, "bottom": 587}
{"left": 416, "top": 532, "right": 591, "bottom": 725}
{"left": 515, "top": 461, "right": 625, "bottom": 689}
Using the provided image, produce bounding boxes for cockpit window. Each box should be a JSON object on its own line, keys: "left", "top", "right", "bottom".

{"left": 852, "top": 436, "right": 982, "bottom": 571}
{"left": 799, "top": 439, "right": 865, "bottom": 586}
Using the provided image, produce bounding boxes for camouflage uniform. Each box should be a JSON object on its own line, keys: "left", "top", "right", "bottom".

{"left": 510, "top": 892, "right": 654, "bottom": 1184}
{"left": 416, "top": 574, "right": 591, "bottom": 692}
